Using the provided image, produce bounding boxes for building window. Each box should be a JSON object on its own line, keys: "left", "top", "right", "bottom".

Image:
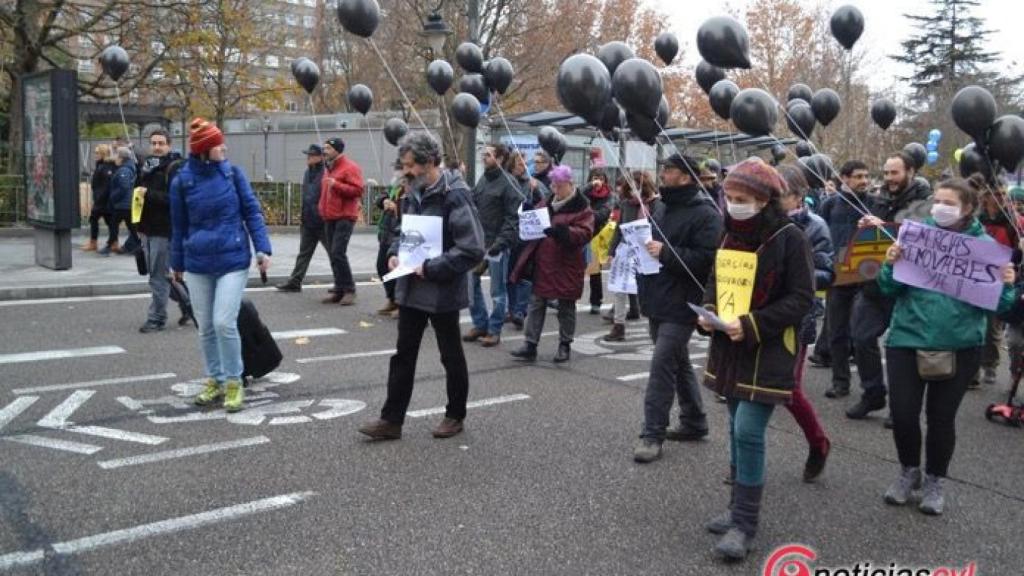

{"left": 77, "top": 59, "right": 95, "bottom": 74}
{"left": 266, "top": 55, "right": 279, "bottom": 68}
{"left": 285, "top": 14, "right": 298, "bottom": 26}
{"left": 286, "top": 38, "right": 297, "bottom": 49}
{"left": 286, "top": 101, "right": 299, "bottom": 112}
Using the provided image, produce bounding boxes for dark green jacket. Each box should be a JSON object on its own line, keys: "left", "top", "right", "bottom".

{"left": 878, "top": 218, "right": 1017, "bottom": 350}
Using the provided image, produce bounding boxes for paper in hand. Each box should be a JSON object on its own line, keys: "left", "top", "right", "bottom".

{"left": 688, "top": 303, "right": 729, "bottom": 331}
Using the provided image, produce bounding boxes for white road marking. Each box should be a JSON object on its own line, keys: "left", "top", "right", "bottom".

{"left": 459, "top": 303, "right": 612, "bottom": 325}
{"left": 503, "top": 331, "right": 559, "bottom": 342}
{"left": 37, "top": 390, "right": 93, "bottom": 428}
{"left": 35, "top": 390, "right": 169, "bottom": 444}
{"left": 96, "top": 436, "right": 271, "bottom": 470}
{"left": 617, "top": 372, "right": 649, "bottom": 382}
{"left": 407, "top": 393, "right": 531, "bottom": 418}
{"left": 0, "top": 346, "right": 125, "bottom": 365}
{"left": 13, "top": 373, "right": 177, "bottom": 395}
{"left": 69, "top": 426, "right": 168, "bottom": 446}
{"left": 296, "top": 349, "right": 395, "bottom": 364}
{"left": 0, "top": 492, "right": 316, "bottom": 570}
{"left": 271, "top": 328, "right": 347, "bottom": 340}
{"left": 0, "top": 396, "right": 38, "bottom": 432}
{"left": 4, "top": 434, "right": 103, "bottom": 455}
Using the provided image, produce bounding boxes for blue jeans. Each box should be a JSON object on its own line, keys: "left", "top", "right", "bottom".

{"left": 469, "top": 250, "right": 509, "bottom": 335}
{"left": 185, "top": 269, "right": 248, "bottom": 383}
{"left": 729, "top": 400, "right": 776, "bottom": 486}
{"left": 508, "top": 279, "right": 533, "bottom": 319}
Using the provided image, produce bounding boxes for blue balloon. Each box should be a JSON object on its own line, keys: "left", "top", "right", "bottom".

{"left": 479, "top": 95, "right": 491, "bottom": 115}
{"left": 929, "top": 129, "right": 942, "bottom": 142}
{"left": 927, "top": 141, "right": 938, "bottom": 152}
{"left": 927, "top": 151, "right": 939, "bottom": 164}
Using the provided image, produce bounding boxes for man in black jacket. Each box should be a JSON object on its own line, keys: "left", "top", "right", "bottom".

{"left": 634, "top": 153, "right": 723, "bottom": 463}
{"left": 137, "top": 129, "right": 183, "bottom": 333}
{"left": 278, "top": 145, "right": 327, "bottom": 293}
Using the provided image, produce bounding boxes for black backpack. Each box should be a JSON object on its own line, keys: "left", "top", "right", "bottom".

{"left": 237, "top": 299, "right": 282, "bottom": 383}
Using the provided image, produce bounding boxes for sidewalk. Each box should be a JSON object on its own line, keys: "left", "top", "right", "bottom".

{"left": 0, "top": 228, "right": 382, "bottom": 300}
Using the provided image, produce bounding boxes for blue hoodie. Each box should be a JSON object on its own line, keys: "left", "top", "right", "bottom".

{"left": 169, "top": 156, "right": 272, "bottom": 275}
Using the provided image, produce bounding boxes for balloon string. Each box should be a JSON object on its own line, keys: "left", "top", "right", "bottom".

{"left": 438, "top": 95, "right": 461, "bottom": 165}
{"left": 651, "top": 118, "right": 724, "bottom": 217}
{"left": 366, "top": 38, "right": 429, "bottom": 132}
{"left": 308, "top": 96, "right": 327, "bottom": 171}
{"left": 364, "top": 118, "right": 384, "bottom": 185}
{"left": 978, "top": 154, "right": 1024, "bottom": 241}
{"left": 114, "top": 84, "right": 131, "bottom": 150}
{"left": 492, "top": 99, "right": 535, "bottom": 179}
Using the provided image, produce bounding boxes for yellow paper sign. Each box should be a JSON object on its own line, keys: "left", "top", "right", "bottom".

{"left": 131, "top": 187, "right": 146, "bottom": 224}
{"left": 715, "top": 249, "right": 758, "bottom": 322}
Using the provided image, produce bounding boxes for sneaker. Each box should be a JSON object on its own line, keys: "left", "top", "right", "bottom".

{"left": 824, "top": 386, "right": 850, "bottom": 399}
{"left": 846, "top": 395, "right": 886, "bottom": 419}
{"left": 705, "top": 511, "right": 733, "bottom": 535}
{"left": 138, "top": 321, "right": 165, "bottom": 334}
{"left": 339, "top": 292, "right": 357, "bottom": 306}
{"left": 982, "top": 367, "right": 997, "bottom": 386}
{"left": 463, "top": 328, "right": 486, "bottom": 342}
{"left": 665, "top": 424, "right": 709, "bottom": 442}
{"left": 432, "top": 417, "right": 464, "bottom": 438}
{"left": 358, "top": 419, "right": 403, "bottom": 440}
{"left": 884, "top": 466, "right": 922, "bottom": 506}
{"left": 633, "top": 439, "right": 663, "bottom": 463}
{"left": 918, "top": 474, "right": 945, "bottom": 515}
{"left": 714, "top": 527, "right": 754, "bottom": 562}
{"left": 275, "top": 282, "right": 301, "bottom": 293}
{"left": 194, "top": 380, "right": 223, "bottom": 406}
{"left": 803, "top": 439, "right": 830, "bottom": 483}
{"left": 223, "top": 380, "right": 244, "bottom": 412}
{"left": 510, "top": 343, "right": 537, "bottom": 362}
{"left": 480, "top": 334, "right": 501, "bottom": 348}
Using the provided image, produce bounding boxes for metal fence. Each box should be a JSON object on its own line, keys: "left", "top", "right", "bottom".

{"left": 0, "top": 175, "right": 26, "bottom": 226}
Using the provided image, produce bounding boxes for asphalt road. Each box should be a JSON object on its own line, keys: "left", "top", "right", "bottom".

{"left": 0, "top": 281, "right": 1021, "bottom": 575}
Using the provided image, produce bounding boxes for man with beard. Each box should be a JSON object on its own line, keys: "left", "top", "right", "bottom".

{"left": 842, "top": 153, "right": 931, "bottom": 422}
{"left": 137, "top": 129, "right": 185, "bottom": 332}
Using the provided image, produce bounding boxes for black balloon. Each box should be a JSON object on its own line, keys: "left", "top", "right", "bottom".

{"left": 787, "top": 83, "right": 813, "bottom": 104}
{"left": 729, "top": 88, "right": 778, "bottom": 136}
{"left": 458, "top": 74, "right": 490, "bottom": 103}
{"left": 336, "top": 0, "right": 380, "bottom": 38}
{"left": 770, "top": 144, "right": 787, "bottom": 166}
{"left": 627, "top": 110, "right": 659, "bottom": 145}
{"left": 99, "top": 46, "right": 130, "bottom": 82}
{"left": 426, "top": 60, "right": 454, "bottom": 95}
{"left": 786, "top": 102, "right": 816, "bottom": 140}
{"left": 557, "top": 54, "right": 612, "bottom": 122}
{"left": 951, "top": 85, "right": 997, "bottom": 143}
{"left": 291, "top": 58, "right": 320, "bottom": 94}
{"left": 347, "top": 84, "right": 373, "bottom": 115}
{"left": 786, "top": 98, "right": 810, "bottom": 112}
{"left": 597, "top": 41, "right": 635, "bottom": 77}
{"left": 595, "top": 101, "right": 625, "bottom": 133}
{"left": 612, "top": 58, "right": 663, "bottom": 119}
{"left": 800, "top": 153, "right": 833, "bottom": 188}
{"left": 811, "top": 88, "right": 841, "bottom": 127}
{"left": 795, "top": 141, "right": 814, "bottom": 158}
{"left": 455, "top": 42, "right": 484, "bottom": 74}
{"left": 959, "top": 143, "right": 993, "bottom": 180}
{"left": 451, "top": 93, "right": 482, "bottom": 129}
{"left": 383, "top": 118, "right": 408, "bottom": 147}
{"left": 656, "top": 96, "right": 670, "bottom": 129}
{"left": 695, "top": 60, "right": 726, "bottom": 95}
{"left": 696, "top": 16, "right": 751, "bottom": 69}
{"left": 902, "top": 142, "right": 927, "bottom": 170}
{"left": 708, "top": 79, "right": 739, "bottom": 121}
{"left": 484, "top": 57, "right": 514, "bottom": 95}
{"left": 870, "top": 98, "right": 896, "bottom": 130}
{"left": 830, "top": 5, "right": 865, "bottom": 50}
{"left": 655, "top": 33, "right": 680, "bottom": 65}
{"left": 538, "top": 126, "right": 563, "bottom": 159}
{"left": 987, "top": 115, "right": 1024, "bottom": 172}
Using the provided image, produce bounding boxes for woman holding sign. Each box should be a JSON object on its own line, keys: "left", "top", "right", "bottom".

{"left": 878, "top": 177, "right": 1016, "bottom": 516}
{"left": 697, "top": 159, "right": 814, "bottom": 562}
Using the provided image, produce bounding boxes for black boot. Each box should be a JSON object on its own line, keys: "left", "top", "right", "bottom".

{"left": 846, "top": 393, "right": 886, "bottom": 420}
{"left": 626, "top": 294, "right": 640, "bottom": 320}
{"left": 715, "top": 483, "right": 762, "bottom": 562}
{"left": 510, "top": 342, "right": 537, "bottom": 362}
{"left": 706, "top": 466, "right": 736, "bottom": 534}
{"left": 553, "top": 342, "right": 571, "bottom": 363}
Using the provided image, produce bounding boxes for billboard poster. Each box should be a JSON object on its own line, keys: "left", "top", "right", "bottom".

{"left": 23, "top": 74, "right": 55, "bottom": 225}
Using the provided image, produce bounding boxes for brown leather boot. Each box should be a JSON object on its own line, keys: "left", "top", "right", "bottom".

{"left": 480, "top": 334, "right": 501, "bottom": 347}
{"left": 462, "top": 328, "right": 486, "bottom": 342}
{"left": 321, "top": 293, "right": 343, "bottom": 304}
{"left": 377, "top": 300, "right": 398, "bottom": 315}
{"left": 339, "top": 292, "right": 357, "bottom": 306}
{"left": 81, "top": 239, "right": 98, "bottom": 252}
{"left": 358, "top": 419, "right": 402, "bottom": 440}
{"left": 603, "top": 323, "right": 626, "bottom": 342}
{"left": 432, "top": 417, "right": 463, "bottom": 438}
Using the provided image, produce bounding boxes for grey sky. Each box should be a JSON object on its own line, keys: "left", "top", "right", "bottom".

{"left": 650, "top": 0, "right": 1024, "bottom": 91}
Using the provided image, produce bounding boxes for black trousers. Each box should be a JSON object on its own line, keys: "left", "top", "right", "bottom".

{"left": 286, "top": 225, "right": 327, "bottom": 286}
{"left": 381, "top": 307, "right": 469, "bottom": 424}
{"left": 886, "top": 347, "right": 979, "bottom": 478}
{"left": 589, "top": 273, "right": 603, "bottom": 307}
{"left": 375, "top": 241, "right": 396, "bottom": 301}
{"left": 110, "top": 209, "right": 139, "bottom": 251}
{"left": 325, "top": 220, "right": 356, "bottom": 293}
{"left": 89, "top": 210, "right": 113, "bottom": 242}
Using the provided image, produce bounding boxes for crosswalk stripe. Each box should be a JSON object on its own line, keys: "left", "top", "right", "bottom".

{"left": 69, "top": 426, "right": 168, "bottom": 446}
{"left": 37, "top": 390, "right": 93, "bottom": 428}
{"left": 0, "top": 396, "right": 38, "bottom": 432}
{"left": 97, "top": 436, "right": 270, "bottom": 470}
{"left": 13, "top": 373, "right": 177, "bottom": 395}
{"left": 296, "top": 349, "right": 395, "bottom": 364}
{"left": 407, "top": 394, "right": 530, "bottom": 418}
{"left": 271, "top": 328, "right": 347, "bottom": 340}
{"left": 4, "top": 434, "right": 103, "bottom": 455}
{"left": 0, "top": 346, "right": 125, "bottom": 365}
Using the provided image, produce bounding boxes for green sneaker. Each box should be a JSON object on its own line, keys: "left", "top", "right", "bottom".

{"left": 223, "top": 380, "right": 244, "bottom": 413}
{"left": 194, "top": 379, "right": 223, "bottom": 406}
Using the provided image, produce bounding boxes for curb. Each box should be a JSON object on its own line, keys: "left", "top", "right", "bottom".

{"left": 0, "top": 272, "right": 380, "bottom": 302}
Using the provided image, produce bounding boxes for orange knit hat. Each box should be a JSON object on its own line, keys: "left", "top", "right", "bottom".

{"left": 189, "top": 117, "right": 225, "bottom": 156}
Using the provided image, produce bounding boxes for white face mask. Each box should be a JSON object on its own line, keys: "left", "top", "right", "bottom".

{"left": 931, "top": 204, "right": 961, "bottom": 227}
{"left": 727, "top": 201, "right": 761, "bottom": 221}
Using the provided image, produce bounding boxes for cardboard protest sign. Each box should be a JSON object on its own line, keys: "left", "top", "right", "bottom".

{"left": 618, "top": 220, "right": 661, "bottom": 275}
{"left": 833, "top": 223, "right": 900, "bottom": 286}
{"left": 893, "top": 220, "right": 1011, "bottom": 311}
{"left": 715, "top": 249, "right": 758, "bottom": 322}
{"left": 382, "top": 215, "right": 443, "bottom": 282}
{"left": 519, "top": 208, "right": 551, "bottom": 241}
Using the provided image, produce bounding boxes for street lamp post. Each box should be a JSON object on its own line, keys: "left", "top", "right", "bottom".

{"left": 262, "top": 116, "right": 272, "bottom": 182}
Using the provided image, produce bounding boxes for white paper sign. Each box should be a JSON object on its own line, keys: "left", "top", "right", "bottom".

{"left": 519, "top": 208, "right": 551, "bottom": 241}
{"left": 382, "top": 215, "right": 443, "bottom": 282}
{"left": 688, "top": 303, "right": 730, "bottom": 331}
{"left": 607, "top": 248, "right": 639, "bottom": 295}
{"left": 618, "top": 220, "right": 662, "bottom": 275}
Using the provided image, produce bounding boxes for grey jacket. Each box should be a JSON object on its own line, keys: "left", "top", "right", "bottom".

{"left": 471, "top": 167, "right": 521, "bottom": 254}
{"left": 390, "top": 170, "right": 485, "bottom": 314}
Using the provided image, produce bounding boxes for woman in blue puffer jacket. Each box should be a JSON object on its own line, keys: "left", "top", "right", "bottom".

{"left": 170, "top": 118, "right": 272, "bottom": 413}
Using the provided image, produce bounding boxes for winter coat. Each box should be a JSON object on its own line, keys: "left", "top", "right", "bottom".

{"left": 301, "top": 163, "right": 325, "bottom": 230}
{"left": 583, "top": 182, "right": 614, "bottom": 236}
{"left": 878, "top": 217, "right": 1016, "bottom": 350}
{"left": 511, "top": 189, "right": 594, "bottom": 300}
{"left": 108, "top": 162, "right": 137, "bottom": 212}
{"left": 979, "top": 209, "right": 1023, "bottom": 250}
{"left": 471, "top": 167, "right": 521, "bottom": 254}
{"left": 318, "top": 154, "right": 364, "bottom": 222}
{"left": 389, "top": 170, "right": 485, "bottom": 314}
{"left": 819, "top": 189, "right": 884, "bottom": 257}
{"left": 790, "top": 207, "right": 835, "bottom": 345}
{"left": 90, "top": 161, "right": 115, "bottom": 213}
{"left": 608, "top": 194, "right": 661, "bottom": 255}
{"left": 876, "top": 176, "right": 933, "bottom": 223}
{"left": 169, "top": 157, "right": 272, "bottom": 276}
{"left": 638, "top": 184, "right": 722, "bottom": 324}
{"left": 138, "top": 152, "right": 183, "bottom": 237}
{"left": 702, "top": 214, "right": 815, "bottom": 405}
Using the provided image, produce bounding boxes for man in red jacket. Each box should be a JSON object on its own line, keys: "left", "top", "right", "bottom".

{"left": 318, "top": 137, "right": 365, "bottom": 305}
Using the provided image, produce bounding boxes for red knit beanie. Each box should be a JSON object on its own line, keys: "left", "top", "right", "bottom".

{"left": 723, "top": 157, "right": 788, "bottom": 202}
{"left": 189, "top": 118, "right": 225, "bottom": 156}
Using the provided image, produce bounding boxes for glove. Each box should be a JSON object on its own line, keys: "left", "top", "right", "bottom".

{"left": 550, "top": 224, "right": 570, "bottom": 245}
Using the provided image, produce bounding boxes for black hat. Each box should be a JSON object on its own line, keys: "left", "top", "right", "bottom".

{"left": 302, "top": 144, "right": 323, "bottom": 156}
{"left": 324, "top": 138, "right": 345, "bottom": 154}
{"left": 663, "top": 152, "right": 702, "bottom": 173}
